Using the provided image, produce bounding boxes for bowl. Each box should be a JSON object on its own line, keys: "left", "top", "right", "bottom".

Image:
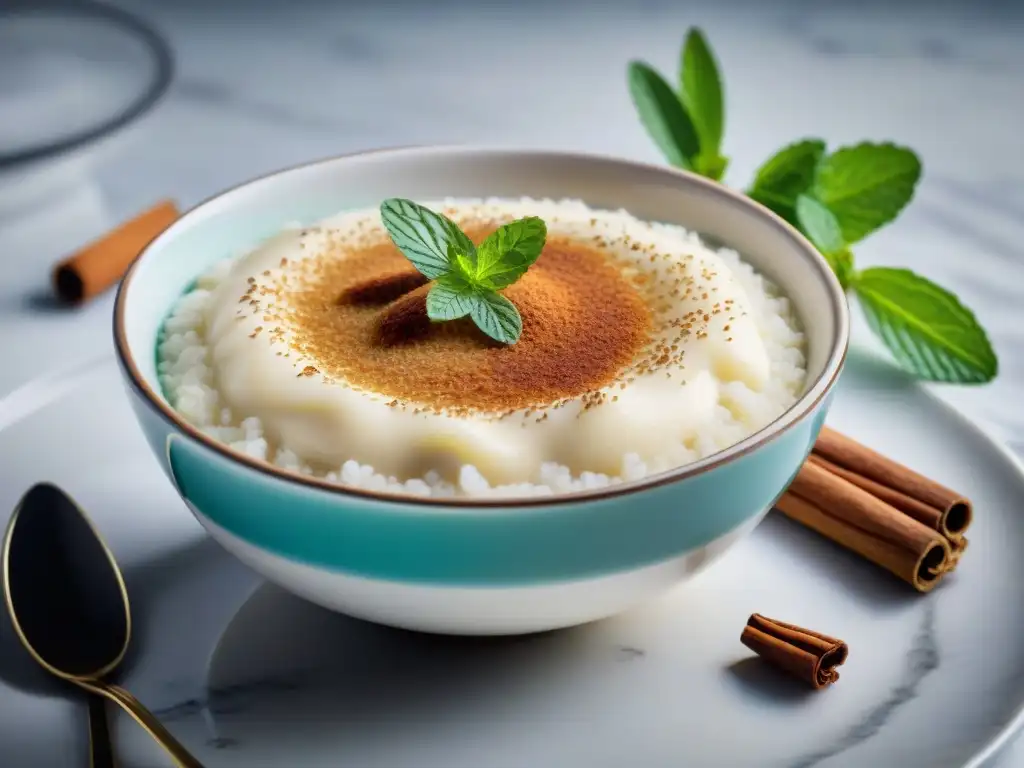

{"left": 114, "top": 147, "right": 849, "bottom": 636}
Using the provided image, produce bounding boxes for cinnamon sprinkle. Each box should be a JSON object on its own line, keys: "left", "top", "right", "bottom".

{"left": 236, "top": 211, "right": 735, "bottom": 418}
{"left": 277, "top": 225, "right": 654, "bottom": 416}
{"left": 337, "top": 270, "right": 429, "bottom": 305}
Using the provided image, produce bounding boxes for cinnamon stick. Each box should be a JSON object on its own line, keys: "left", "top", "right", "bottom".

{"left": 740, "top": 614, "right": 848, "bottom": 689}
{"left": 814, "top": 427, "right": 971, "bottom": 542}
{"left": 778, "top": 461, "right": 953, "bottom": 592}
{"left": 52, "top": 200, "right": 180, "bottom": 305}
{"left": 950, "top": 536, "right": 969, "bottom": 567}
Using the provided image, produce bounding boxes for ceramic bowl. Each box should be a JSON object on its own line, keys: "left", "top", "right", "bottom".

{"left": 114, "top": 147, "right": 848, "bottom": 636}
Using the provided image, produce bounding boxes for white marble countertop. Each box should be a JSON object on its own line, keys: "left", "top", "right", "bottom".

{"left": 0, "top": 0, "right": 1021, "bottom": 764}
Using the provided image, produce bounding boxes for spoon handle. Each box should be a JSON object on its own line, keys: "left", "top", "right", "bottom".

{"left": 88, "top": 694, "right": 115, "bottom": 768}
{"left": 82, "top": 680, "right": 205, "bottom": 768}
{"left": 105, "top": 684, "right": 205, "bottom": 768}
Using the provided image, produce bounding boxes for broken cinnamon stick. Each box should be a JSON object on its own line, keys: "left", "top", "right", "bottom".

{"left": 52, "top": 199, "right": 180, "bottom": 305}
{"left": 814, "top": 427, "right": 971, "bottom": 542}
{"left": 740, "top": 614, "right": 848, "bottom": 689}
{"left": 778, "top": 461, "right": 953, "bottom": 592}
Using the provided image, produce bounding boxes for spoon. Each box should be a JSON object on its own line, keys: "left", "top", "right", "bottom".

{"left": 2, "top": 482, "right": 204, "bottom": 768}
{"left": 88, "top": 694, "right": 115, "bottom": 768}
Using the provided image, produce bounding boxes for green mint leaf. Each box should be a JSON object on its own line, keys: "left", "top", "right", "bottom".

{"left": 466, "top": 216, "right": 547, "bottom": 290}
{"left": 695, "top": 152, "right": 729, "bottom": 181}
{"left": 380, "top": 198, "right": 475, "bottom": 279}
{"left": 825, "top": 248, "right": 856, "bottom": 290}
{"left": 380, "top": 201, "right": 544, "bottom": 345}
{"left": 680, "top": 28, "right": 725, "bottom": 163}
{"left": 628, "top": 60, "right": 700, "bottom": 170}
{"left": 796, "top": 194, "right": 845, "bottom": 254}
{"left": 854, "top": 267, "right": 997, "bottom": 383}
{"left": 452, "top": 245, "right": 476, "bottom": 282}
{"left": 425, "top": 273, "right": 475, "bottom": 321}
{"left": 813, "top": 143, "right": 922, "bottom": 243}
{"left": 796, "top": 195, "right": 854, "bottom": 288}
{"left": 470, "top": 291, "right": 523, "bottom": 345}
{"left": 748, "top": 139, "right": 826, "bottom": 221}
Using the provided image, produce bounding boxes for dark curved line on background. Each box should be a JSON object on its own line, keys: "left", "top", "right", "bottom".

{"left": 0, "top": 0, "right": 174, "bottom": 170}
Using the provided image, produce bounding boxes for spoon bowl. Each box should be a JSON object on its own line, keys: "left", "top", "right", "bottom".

{"left": 2, "top": 483, "right": 130, "bottom": 682}
{"left": 2, "top": 482, "right": 204, "bottom": 768}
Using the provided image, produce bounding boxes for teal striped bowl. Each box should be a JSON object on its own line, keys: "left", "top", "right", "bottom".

{"left": 114, "top": 147, "right": 848, "bottom": 635}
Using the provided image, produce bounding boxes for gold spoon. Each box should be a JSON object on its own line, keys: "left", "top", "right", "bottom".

{"left": 2, "top": 483, "right": 204, "bottom": 768}
{"left": 88, "top": 693, "right": 116, "bottom": 768}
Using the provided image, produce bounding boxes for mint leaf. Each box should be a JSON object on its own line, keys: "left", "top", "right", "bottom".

{"left": 463, "top": 216, "right": 547, "bottom": 290}
{"left": 855, "top": 267, "right": 997, "bottom": 383}
{"left": 628, "top": 61, "right": 700, "bottom": 170}
{"left": 380, "top": 200, "right": 542, "bottom": 345}
{"left": 380, "top": 198, "right": 475, "bottom": 279}
{"left": 695, "top": 152, "right": 729, "bottom": 181}
{"left": 452, "top": 245, "right": 476, "bottom": 281}
{"left": 825, "top": 248, "right": 855, "bottom": 289}
{"left": 748, "top": 139, "right": 826, "bottom": 221}
{"left": 796, "top": 195, "right": 854, "bottom": 287}
{"left": 426, "top": 273, "right": 475, "bottom": 321}
{"left": 796, "top": 194, "right": 844, "bottom": 254}
{"left": 680, "top": 28, "right": 725, "bottom": 173}
{"left": 470, "top": 291, "right": 523, "bottom": 345}
{"left": 813, "top": 143, "right": 922, "bottom": 243}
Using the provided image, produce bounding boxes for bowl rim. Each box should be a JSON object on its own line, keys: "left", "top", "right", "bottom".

{"left": 114, "top": 145, "right": 849, "bottom": 509}
{"left": 0, "top": 0, "right": 174, "bottom": 170}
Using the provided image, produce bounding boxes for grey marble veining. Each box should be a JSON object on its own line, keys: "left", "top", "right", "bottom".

{"left": 140, "top": 598, "right": 948, "bottom": 768}
{"left": 1, "top": 0, "right": 1022, "bottom": 765}
{"left": 789, "top": 604, "right": 939, "bottom": 768}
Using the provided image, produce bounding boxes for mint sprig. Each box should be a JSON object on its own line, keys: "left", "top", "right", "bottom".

{"left": 380, "top": 199, "right": 545, "bottom": 344}
{"left": 795, "top": 195, "right": 854, "bottom": 289}
{"left": 470, "top": 291, "right": 523, "bottom": 344}
{"left": 627, "top": 61, "right": 700, "bottom": 171}
{"left": 679, "top": 29, "right": 728, "bottom": 179}
{"left": 748, "top": 139, "right": 826, "bottom": 224}
{"left": 425, "top": 273, "right": 475, "bottom": 320}
{"left": 463, "top": 216, "right": 548, "bottom": 289}
{"left": 813, "top": 143, "right": 921, "bottom": 244}
{"left": 855, "top": 268, "right": 997, "bottom": 383}
{"left": 626, "top": 28, "right": 998, "bottom": 385}
{"left": 379, "top": 198, "right": 475, "bottom": 279}
{"left": 627, "top": 30, "right": 728, "bottom": 180}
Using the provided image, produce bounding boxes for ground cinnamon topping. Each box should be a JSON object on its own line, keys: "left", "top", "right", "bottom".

{"left": 337, "top": 270, "right": 428, "bottom": 306}
{"left": 277, "top": 223, "right": 653, "bottom": 416}
{"left": 375, "top": 283, "right": 435, "bottom": 345}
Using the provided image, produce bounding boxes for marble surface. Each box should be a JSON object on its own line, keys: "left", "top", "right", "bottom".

{"left": 0, "top": 0, "right": 1022, "bottom": 764}
{"left": 4, "top": 352, "right": 1024, "bottom": 768}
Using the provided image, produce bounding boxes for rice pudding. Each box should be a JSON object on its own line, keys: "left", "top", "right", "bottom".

{"left": 158, "top": 198, "right": 806, "bottom": 498}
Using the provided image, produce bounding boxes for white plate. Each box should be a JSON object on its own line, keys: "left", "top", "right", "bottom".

{"left": 0, "top": 349, "right": 1022, "bottom": 768}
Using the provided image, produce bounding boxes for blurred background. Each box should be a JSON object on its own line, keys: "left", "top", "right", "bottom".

{"left": 2, "top": 0, "right": 1021, "bottom": 436}
{"left": 7, "top": 0, "right": 1023, "bottom": 209}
